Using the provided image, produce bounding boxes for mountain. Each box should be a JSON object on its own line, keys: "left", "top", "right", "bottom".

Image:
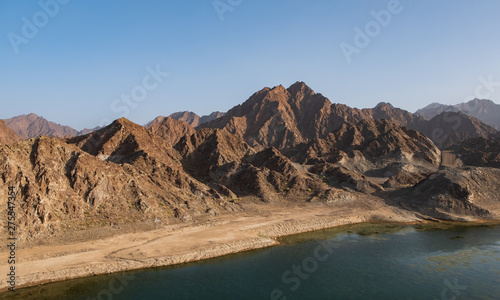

{"left": 416, "top": 99, "right": 500, "bottom": 130}
{"left": 165, "top": 111, "right": 226, "bottom": 127}
{"left": 406, "top": 167, "right": 500, "bottom": 219}
{"left": 199, "top": 82, "right": 427, "bottom": 150}
{"left": 0, "top": 118, "right": 246, "bottom": 239}
{"left": 2, "top": 83, "right": 500, "bottom": 243}
{"left": 415, "top": 102, "right": 458, "bottom": 119}
{"left": 199, "top": 82, "right": 343, "bottom": 149}
{"left": 174, "top": 129, "right": 326, "bottom": 202}
{"left": 302, "top": 119, "right": 440, "bottom": 166}
{"left": 168, "top": 111, "right": 200, "bottom": 127}
{"left": 3, "top": 113, "right": 78, "bottom": 139}
{"left": 78, "top": 126, "right": 102, "bottom": 136}
{"left": 147, "top": 117, "right": 196, "bottom": 146}
{"left": 448, "top": 137, "right": 500, "bottom": 168}
{"left": 2, "top": 114, "right": 103, "bottom": 140}
{"left": 200, "top": 111, "right": 226, "bottom": 125}
{"left": 295, "top": 119, "right": 440, "bottom": 191}
{"left": 0, "top": 120, "right": 20, "bottom": 145}
{"left": 418, "top": 111, "right": 498, "bottom": 148}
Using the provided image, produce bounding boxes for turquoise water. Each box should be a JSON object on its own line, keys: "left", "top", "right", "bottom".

{"left": 4, "top": 223, "right": 500, "bottom": 299}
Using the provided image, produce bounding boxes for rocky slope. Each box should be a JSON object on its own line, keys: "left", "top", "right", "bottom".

{"left": 301, "top": 119, "right": 440, "bottom": 166}
{"left": 418, "top": 111, "right": 498, "bottom": 148}
{"left": 0, "top": 120, "right": 20, "bottom": 145}
{"left": 200, "top": 82, "right": 429, "bottom": 150}
{"left": 1, "top": 83, "right": 499, "bottom": 244}
{"left": 0, "top": 119, "right": 240, "bottom": 242}
{"left": 200, "top": 82, "right": 328, "bottom": 149}
{"left": 174, "top": 129, "right": 325, "bottom": 202}
{"left": 448, "top": 137, "right": 500, "bottom": 168}
{"left": 293, "top": 119, "right": 440, "bottom": 191}
{"left": 164, "top": 111, "right": 225, "bottom": 127}
{"left": 404, "top": 167, "right": 500, "bottom": 220}
{"left": 147, "top": 117, "right": 196, "bottom": 146}
{"left": 416, "top": 99, "right": 500, "bottom": 130}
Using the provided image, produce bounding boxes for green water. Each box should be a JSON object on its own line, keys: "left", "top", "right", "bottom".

{"left": 3, "top": 223, "right": 500, "bottom": 300}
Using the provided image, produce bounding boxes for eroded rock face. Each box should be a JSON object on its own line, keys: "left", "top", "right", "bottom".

{"left": 419, "top": 111, "right": 498, "bottom": 149}
{"left": 147, "top": 117, "right": 196, "bottom": 146}
{"left": 292, "top": 119, "right": 440, "bottom": 191}
{"left": 199, "top": 82, "right": 430, "bottom": 151}
{"left": 407, "top": 167, "right": 500, "bottom": 219}
{"left": 174, "top": 130, "right": 324, "bottom": 203}
{"left": 200, "top": 82, "right": 327, "bottom": 149}
{"left": 0, "top": 119, "right": 239, "bottom": 242}
{"left": 448, "top": 137, "right": 500, "bottom": 168}
{"left": 303, "top": 119, "right": 441, "bottom": 166}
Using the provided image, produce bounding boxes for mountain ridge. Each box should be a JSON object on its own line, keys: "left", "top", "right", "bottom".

{"left": 416, "top": 98, "right": 500, "bottom": 130}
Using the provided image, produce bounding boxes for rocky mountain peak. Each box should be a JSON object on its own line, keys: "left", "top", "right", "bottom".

{"left": 374, "top": 102, "right": 393, "bottom": 108}
{"left": 287, "top": 81, "right": 315, "bottom": 97}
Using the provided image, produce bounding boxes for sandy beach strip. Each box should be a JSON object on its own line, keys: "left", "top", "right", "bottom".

{"left": 0, "top": 200, "right": 418, "bottom": 292}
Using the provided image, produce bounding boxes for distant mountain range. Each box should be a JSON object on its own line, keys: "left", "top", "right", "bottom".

{"left": 416, "top": 99, "right": 500, "bottom": 130}
{"left": 145, "top": 111, "right": 225, "bottom": 128}
{"left": 1, "top": 113, "right": 99, "bottom": 139}
{"left": 1, "top": 81, "right": 500, "bottom": 242}
{"left": 1, "top": 83, "right": 499, "bottom": 151}
{"left": 1, "top": 110, "right": 225, "bottom": 143}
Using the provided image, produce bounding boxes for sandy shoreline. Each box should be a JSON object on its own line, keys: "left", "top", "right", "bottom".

{"left": 0, "top": 197, "right": 488, "bottom": 294}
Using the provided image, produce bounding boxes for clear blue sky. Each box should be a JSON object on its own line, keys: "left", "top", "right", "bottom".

{"left": 1, "top": 0, "right": 500, "bottom": 130}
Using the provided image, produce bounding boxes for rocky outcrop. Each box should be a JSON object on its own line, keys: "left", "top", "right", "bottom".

{"left": 174, "top": 129, "right": 323, "bottom": 202}
{"left": 291, "top": 119, "right": 440, "bottom": 191}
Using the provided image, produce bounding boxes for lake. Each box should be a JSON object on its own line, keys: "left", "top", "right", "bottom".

{"left": 3, "top": 223, "right": 500, "bottom": 299}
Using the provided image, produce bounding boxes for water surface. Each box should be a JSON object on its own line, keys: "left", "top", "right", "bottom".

{"left": 3, "top": 223, "right": 500, "bottom": 299}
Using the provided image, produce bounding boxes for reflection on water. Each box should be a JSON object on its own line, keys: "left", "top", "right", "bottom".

{"left": 2, "top": 223, "right": 499, "bottom": 300}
